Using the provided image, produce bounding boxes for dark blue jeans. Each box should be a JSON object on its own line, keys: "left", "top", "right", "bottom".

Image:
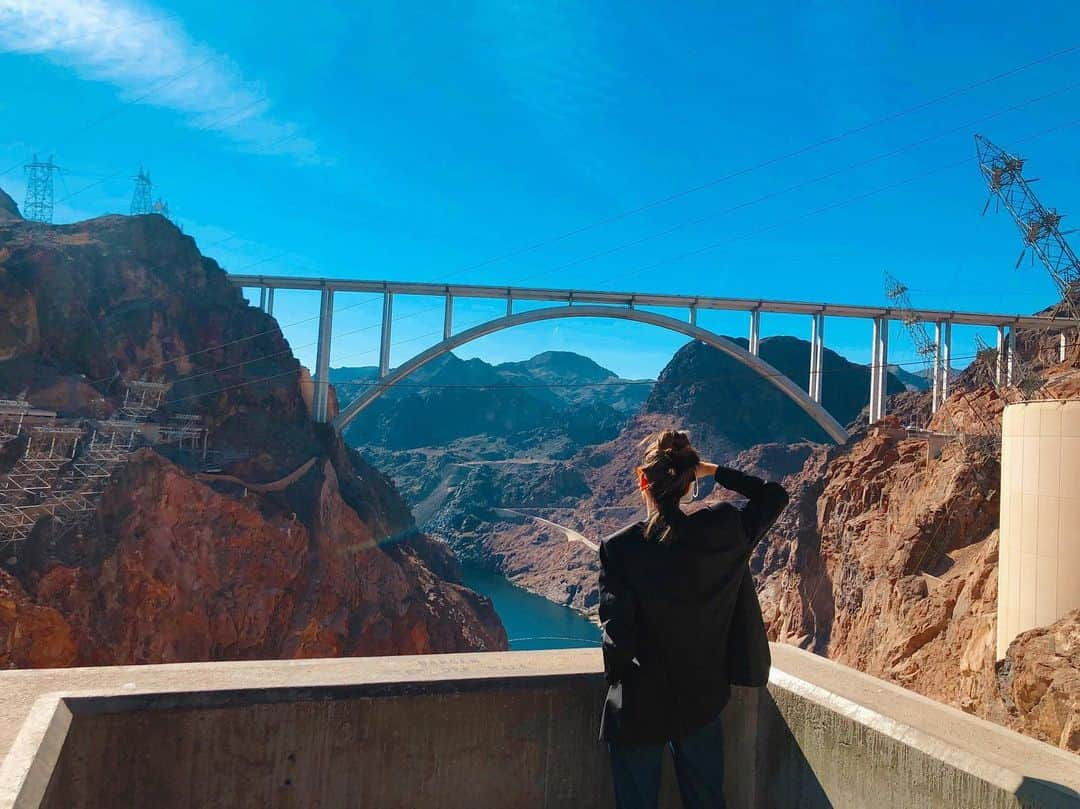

{"left": 608, "top": 713, "right": 726, "bottom": 809}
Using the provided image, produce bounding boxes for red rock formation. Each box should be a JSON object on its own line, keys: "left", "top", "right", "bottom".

{"left": 0, "top": 569, "right": 76, "bottom": 668}
{"left": 29, "top": 448, "right": 504, "bottom": 665}
{"left": 999, "top": 609, "right": 1080, "bottom": 750}
{"left": 757, "top": 362, "right": 1080, "bottom": 752}
{"left": 0, "top": 206, "right": 508, "bottom": 667}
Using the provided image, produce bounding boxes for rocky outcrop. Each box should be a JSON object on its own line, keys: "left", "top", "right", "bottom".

{"left": 0, "top": 207, "right": 508, "bottom": 667}
{"left": 999, "top": 610, "right": 1080, "bottom": 750}
{"left": 0, "top": 187, "right": 20, "bottom": 223}
{"left": 757, "top": 358, "right": 1080, "bottom": 752}
{"left": 0, "top": 569, "right": 76, "bottom": 667}
{"left": 28, "top": 450, "right": 504, "bottom": 664}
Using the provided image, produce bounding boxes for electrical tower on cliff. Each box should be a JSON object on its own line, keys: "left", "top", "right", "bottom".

{"left": 976, "top": 134, "right": 1080, "bottom": 319}
{"left": 23, "top": 154, "right": 57, "bottom": 224}
{"left": 130, "top": 166, "right": 153, "bottom": 216}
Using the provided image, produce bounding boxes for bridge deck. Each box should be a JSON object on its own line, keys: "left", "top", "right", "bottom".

{"left": 228, "top": 274, "right": 1080, "bottom": 329}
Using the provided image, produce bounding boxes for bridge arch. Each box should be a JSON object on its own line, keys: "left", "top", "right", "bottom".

{"left": 332, "top": 305, "right": 849, "bottom": 443}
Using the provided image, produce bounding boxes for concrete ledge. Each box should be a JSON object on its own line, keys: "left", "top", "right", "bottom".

{"left": 0, "top": 645, "right": 1077, "bottom": 808}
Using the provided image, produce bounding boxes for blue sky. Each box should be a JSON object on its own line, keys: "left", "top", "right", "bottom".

{"left": 2, "top": 1, "right": 1079, "bottom": 380}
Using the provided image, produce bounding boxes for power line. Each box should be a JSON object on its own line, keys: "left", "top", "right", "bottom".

{"left": 1, "top": 54, "right": 221, "bottom": 193}
{"left": 76, "top": 294, "right": 386, "bottom": 390}
{"left": 441, "top": 43, "right": 1080, "bottom": 280}
{"left": 508, "top": 79, "right": 1080, "bottom": 286}
{"left": 170, "top": 41, "right": 1080, "bottom": 303}
{"left": 193, "top": 112, "right": 1080, "bottom": 392}
{"left": 221, "top": 80, "right": 1080, "bottom": 381}
{"left": 153, "top": 115, "right": 1080, "bottom": 408}
{"left": 607, "top": 115, "right": 1080, "bottom": 287}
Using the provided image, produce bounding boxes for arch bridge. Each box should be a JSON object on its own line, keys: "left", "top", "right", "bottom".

{"left": 229, "top": 275, "right": 1079, "bottom": 443}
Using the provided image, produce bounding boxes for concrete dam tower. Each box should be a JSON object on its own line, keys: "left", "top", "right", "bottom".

{"left": 997, "top": 400, "right": 1080, "bottom": 658}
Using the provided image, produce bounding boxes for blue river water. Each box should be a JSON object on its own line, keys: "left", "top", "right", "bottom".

{"left": 460, "top": 565, "right": 601, "bottom": 651}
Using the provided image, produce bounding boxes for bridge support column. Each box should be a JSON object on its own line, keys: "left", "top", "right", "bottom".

{"left": 313, "top": 287, "right": 335, "bottom": 423}
{"left": 809, "top": 313, "right": 824, "bottom": 403}
{"left": 1006, "top": 326, "right": 1016, "bottom": 387}
{"left": 870, "top": 318, "right": 880, "bottom": 423}
{"left": 995, "top": 325, "right": 1006, "bottom": 388}
{"left": 1061, "top": 332, "right": 1068, "bottom": 363}
{"left": 932, "top": 322, "right": 942, "bottom": 413}
{"left": 506, "top": 291, "right": 513, "bottom": 317}
{"left": 749, "top": 310, "right": 760, "bottom": 356}
{"left": 258, "top": 287, "right": 267, "bottom": 312}
{"left": 443, "top": 294, "right": 453, "bottom": 340}
{"left": 869, "top": 317, "right": 889, "bottom": 423}
{"left": 941, "top": 321, "right": 952, "bottom": 402}
{"left": 266, "top": 287, "right": 275, "bottom": 317}
{"left": 379, "top": 292, "right": 394, "bottom": 379}
{"left": 689, "top": 304, "right": 697, "bottom": 326}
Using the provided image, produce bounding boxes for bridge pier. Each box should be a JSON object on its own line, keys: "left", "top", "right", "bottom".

{"left": 313, "top": 286, "right": 335, "bottom": 423}
{"left": 809, "top": 313, "right": 824, "bottom": 403}
{"left": 995, "top": 325, "right": 1006, "bottom": 388}
{"left": 1006, "top": 326, "right": 1015, "bottom": 386}
{"left": 869, "top": 317, "right": 889, "bottom": 423}
{"left": 258, "top": 287, "right": 267, "bottom": 312}
{"left": 934, "top": 320, "right": 952, "bottom": 405}
{"left": 749, "top": 309, "right": 760, "bottom": 356}
{"left": 379, "top": 292, "right": 394, "bottom": 379}
{"left": 930, "top": 321, "right": 953, "bottom": 412}
{"left": 932, "top": 322, "right": 942, "bottom": 413}
{"left": 444, "top": 293, "right": 454, "bottom": 340}
{"left": 266, "top": 287, "right": 275, "bottom": 317}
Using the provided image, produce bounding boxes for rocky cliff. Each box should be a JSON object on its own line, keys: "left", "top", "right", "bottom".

{"left": 0, "top": 204, "right": 506, "bottom": 667}
{"left": 756, "top": 349, "right": 1080, "bottom": 752}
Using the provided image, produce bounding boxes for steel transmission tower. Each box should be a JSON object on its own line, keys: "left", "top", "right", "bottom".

{"left": 976, "top": 134, "right": 1080, "bottom": 318}
{"left": 23, "top": 155, "right": 57, "bottom": 223}
{"left": 130, "top": 166, "right": 153, "bottom": 216}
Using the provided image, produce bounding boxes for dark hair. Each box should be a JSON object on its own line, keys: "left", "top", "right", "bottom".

{"left": 637, "top": 430, "right": 700, "bottom": 543}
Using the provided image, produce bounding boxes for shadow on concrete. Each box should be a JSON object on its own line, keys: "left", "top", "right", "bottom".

{"left": 653, "top": 688, "right": 832, "bottom": 808}
{"left": 1016, "top": 777, "right": 1080, "bottom": 809}
{"left": 752, "top": 688, "right": 832, "bottom": 808}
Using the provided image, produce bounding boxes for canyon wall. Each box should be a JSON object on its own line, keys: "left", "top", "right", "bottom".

{"left": 0, "top": 207, "right": 506, "bottom": 667}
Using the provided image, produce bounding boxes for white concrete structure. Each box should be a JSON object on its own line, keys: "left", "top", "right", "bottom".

{"left": 997, "top": 400, "right": 1080, "bottom": 659}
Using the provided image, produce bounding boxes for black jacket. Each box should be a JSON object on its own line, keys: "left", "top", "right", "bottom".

{"left": 598, "top": 467, "right": 789, "bottom": 745}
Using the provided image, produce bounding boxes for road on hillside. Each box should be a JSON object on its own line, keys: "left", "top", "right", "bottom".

{"left": 494, "top": 508, "right": 600, "bottom": 553}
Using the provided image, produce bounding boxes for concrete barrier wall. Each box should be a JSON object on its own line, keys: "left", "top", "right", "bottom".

{"left": 1, "top": 646, "right": 1078, "bottom": 809}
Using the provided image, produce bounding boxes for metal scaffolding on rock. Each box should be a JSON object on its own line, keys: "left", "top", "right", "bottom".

{"left": 0, "top": 400, "right": 30, "bottom": 446}
{"left": 0, "top": 380, "right": 179, "bottom": 553}
{"left": 120, "top": 380, "right": 169, "bottom": 421}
